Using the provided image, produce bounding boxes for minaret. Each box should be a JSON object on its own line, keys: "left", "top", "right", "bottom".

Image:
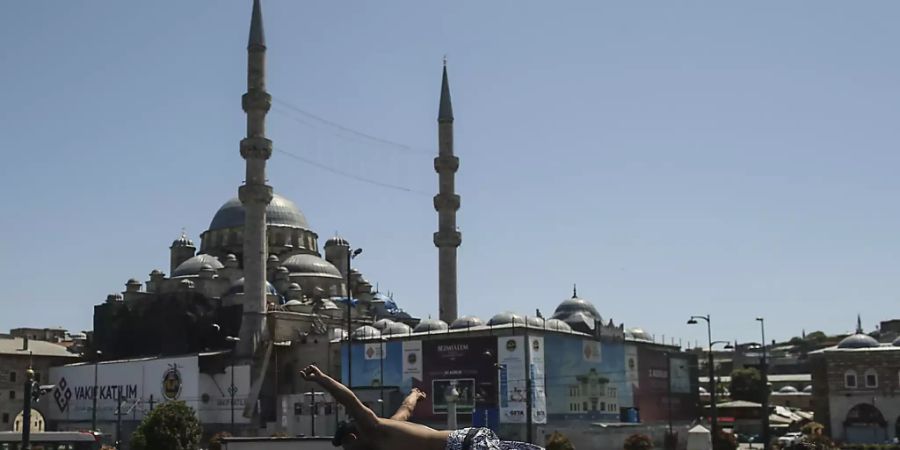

{"left": 237, "top": 0, "right": 273, "bottom": 356}
{"left": 433, "top": 62, "right": 461, "bottom": 323}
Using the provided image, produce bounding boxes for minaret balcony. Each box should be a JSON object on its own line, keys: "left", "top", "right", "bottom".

{"left": 240, "top": 136, "right": 273, "bottom": 160}
{"left": 433, "top": 193, "right": 460, "bottom": 212}
{"left": 434, "top": 155, "right": 459, "bottom": 172}
{"left": 242, "top": 91, "right": 272, "bottom": 113}
{"left": 433, "top": 231, "right": 462, "bottom": 247}
{"left": 239, "top": 184, "right": 274, "bottom": 205}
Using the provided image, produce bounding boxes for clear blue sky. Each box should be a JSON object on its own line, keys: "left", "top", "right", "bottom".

{"left": 2, "top": 1, "right": 899, "bottom": 348}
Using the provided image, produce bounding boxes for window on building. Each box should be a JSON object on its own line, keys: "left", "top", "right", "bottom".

{"left": 1, "top": 413, "right": 7, "bottom": 423}
{"left": 845, "top": 370, "right": 857, "bottom": 388}
{"left": 864, "top": 369, "right": 878, "bottom": 388}
{"left": 9, "top": 371, "right": 15, "bottom": 383}
{"left": 583, "top": 401, "right": 588, "bottom": 411}
{"left": 9, "top": 390, "right": 15, "bottom": 399}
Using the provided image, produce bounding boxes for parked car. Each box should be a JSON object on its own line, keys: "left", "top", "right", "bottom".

{"left": 777, "top": 432, "right": 803, "bottom": 448}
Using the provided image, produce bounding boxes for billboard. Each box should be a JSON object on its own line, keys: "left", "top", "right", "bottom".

{"left": 544, "top": 334, "right": 628, "bottom": 422}
{"left": 341, "top": 341, "right": 403, "bottom": 389}
{"left": 529, "top": 336, "right": 547, "bottom": 425}
{"left": 631, "top": 345, "right": 698, "bottom": 423}
{"left": 47, "top": 356, "right": 251, "bottom": 425}
{"left": 421, "top": 337, "right": 497, "bottom": 418}
{"left": 498, "top": 336, "right": 526, "bottom": 423}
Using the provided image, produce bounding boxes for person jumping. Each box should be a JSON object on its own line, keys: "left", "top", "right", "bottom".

{"left": 299, "top": 364, "right": 544, "bottom": 450}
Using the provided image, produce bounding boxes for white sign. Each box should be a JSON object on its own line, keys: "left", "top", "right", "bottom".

{"left": 401, "top": 340, "right": 422, "bottom": 393}
{"left": 498, "top": 336, "right": 526, "bottom": 423}
{"left": 529, "top": 336, "right": 547, "bottom": 425}
{"left": 364, "top": 343, "right": 384, "bottom": 360}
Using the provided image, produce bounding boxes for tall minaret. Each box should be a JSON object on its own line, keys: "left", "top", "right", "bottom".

{"left": 237, "top": 0, "right": 273, "bottom": 356}
{"left": 434, "top": 62, "right": 461, "bottom": 323}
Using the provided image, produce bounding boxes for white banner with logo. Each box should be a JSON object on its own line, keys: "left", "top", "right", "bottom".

{"left": 401, "top": 340, "right": 422, "bottom": 393}
{"left": 529, "top": 336, "right": 547, "bottom": 424}
{"left": 498, "top": 336, "right": 526, "bottom": 423}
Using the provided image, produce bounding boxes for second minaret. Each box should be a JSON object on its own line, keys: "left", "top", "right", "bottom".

{"left": 434, "top": 63, "right": 461, "bottom": 323}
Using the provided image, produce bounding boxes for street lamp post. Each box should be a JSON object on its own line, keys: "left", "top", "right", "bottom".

{"left": 380, "top": 337, "right": 386, "bottom": 417}
{"left": 445, "top": 383, "right": 460, "bottom": 430}
{"left": 225, "top": 336, "right": 241, "bottom": 435}
{"left": 757, "top": 317, "right": 770, "bottom": 450}
{"left": 688, "top": 315, "right": 732, "bottom": 440}
{"left": 21, "top": 368, "right": 35, "bottom": 450}
{"left": 346, "top": 247, "right": 362, "bottom": 391}
{"left": 91, "top": 350, "right": 102, "bottom": 432}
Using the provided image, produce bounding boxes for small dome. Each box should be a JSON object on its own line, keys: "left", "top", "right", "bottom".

{"left": 325, "top": 235, "right": 349, "bottom": 248}
{"left": 837, "top": 333, "right": 880, "bottom": 349}
{"left": 268, "top": 254, "right": 280, "bottom": 263}
{"left": 778, "top": 386, "right": 799, "bottom": 394}
{"left": 173, "top": 254, "right": 224, "bottom": 277}
{"left": 699, "top": 386, "right": 708, "bottom": 394}
{"left": 526, "top": 316, "right": 545, "bottom": 328}
{"left": 450, "top": 316, "right": 484, "bottom": 330}
{"left": 552, "top": 295, "right": 599, "bottom": 321}
{"left": 802, "top": 385, "right": 813, "bottom": 393}
{"left": 628, "top": 328, "right": 653, "bottom": 342}
{"left": 225, "top": 253, "right": 238, "bottom": 262}
{"left": 544, "top": 319, "right": 572, "bottom": 332}
{"left": 487, "top": 312, "right": 526, "bottom": 327}
{"left": 207, "top": 193, "right": 309, "bottom": 232}
{"left": 281, "top": 254, "right": 342, "bottom": 278}
{"left": 171, "top": 232, "right": 194, "bottom": 248}
{"left": 126, "top": 278, "right": 141, "bottom": 285}
{"left": 316, "top": 299, "right": 339, "bottom": 310}
{"left": 225, "top": 278, "right": 279, "bottom": 297}
{"left": 414, "top": 319, "right": 449, "bottom": 333}
{"left": 562, "top": 311, "right": 596, "bottom": 333}
{"left": 179, "top": 279, "right": 195, "bottom": 289}
{"left": 382, "top": 322, "right": 413, "bottom": 336}
{"left": 284, "top": 300, "right": 303, "bottom": 306}
{"left": 352, "top": 326, "right": 381, "bottom": 340}
{"left": 149, "top": 269, "right": 163, "bottom": 276}
{"left": 372, "top": 319, "right": 395, "bottom": 331}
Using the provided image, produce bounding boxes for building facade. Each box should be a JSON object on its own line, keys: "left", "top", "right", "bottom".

{"left": 0, "top": 335, "right": 77, "bottom": 431}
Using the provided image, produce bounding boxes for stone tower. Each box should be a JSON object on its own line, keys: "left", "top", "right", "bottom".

{"left": 169, "top": 231, "right": 195, "bottom": 274}
{"left": 433, "top": 63, "right": 461, "bottom": 323}
{"left": 237, "top": 0, "right": 273, "bottom": 357}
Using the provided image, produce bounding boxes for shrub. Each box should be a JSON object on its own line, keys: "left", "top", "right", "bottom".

{"left": 546, "top": 431, "right": 575, "bottom": 450}
{"left": 624, "top": 433, "right": 654, "bottom": 450}
{"left": 130, "top": 401, "right": 202, "bottom": 450}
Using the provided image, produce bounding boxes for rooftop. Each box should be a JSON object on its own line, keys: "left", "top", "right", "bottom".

{"left": 0, "top": 336, "right": 78, "bottom": 358}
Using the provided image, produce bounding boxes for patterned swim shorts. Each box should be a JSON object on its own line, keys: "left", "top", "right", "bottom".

{"left": 445, "top": 427, "right": 545, "bottom": 450}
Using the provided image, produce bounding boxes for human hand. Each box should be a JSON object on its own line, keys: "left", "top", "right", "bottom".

{"left": 300, "top": 365, "right": 325, "bottom": 383}
{"left": 411, "top": 387, "right": 427, "bottom": 401}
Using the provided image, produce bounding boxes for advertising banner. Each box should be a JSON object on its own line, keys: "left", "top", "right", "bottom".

{"left": 544, "top": 334, "right": 627, "bottom": 421}
{"left": 529, "top": 336, "right": 547, "bottom": 424}
{"left": 498, "top": 336, "right": 526, "bottom": 423}
{"left": 342, "top": 341, "right": 402, "bottom": 388}
{"left": 47, "top": 356, "right": 210, "bottom": 423}
{"left": 401, "top": 340, "right": 422, "bottom": 394}
{"left": 421, "top": 337, "right": 497, "bottom": 418}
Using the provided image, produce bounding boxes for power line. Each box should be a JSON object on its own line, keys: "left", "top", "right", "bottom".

{"left": 271, "top": 97, "right": 432, "bottom": 156}
{"left": 273, "top": 147, "right": 431, "bottom": 197}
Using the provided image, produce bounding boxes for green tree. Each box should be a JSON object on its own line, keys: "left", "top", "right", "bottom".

{"left": 624, "top": 434, "right": 653, "bottom": 450}
{"left": 546, "top": 431, "right": 576, "bottom": 450}
{"left": 131, "top": 401, "right": 202, "bottom": 450}
{"left": 729, "top": 368, "right": 765, "bottom": 403}
{"left": 804, "top": 331, "right": 827, "bottom": 342}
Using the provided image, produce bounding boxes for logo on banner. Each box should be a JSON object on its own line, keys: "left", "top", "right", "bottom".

{"left": 366, "top": 346, "right": 376, "bottom": 359}
{"left": 162, "top": 364, "right": 183, "bottom": 400}
{"left": 407, "top": 352, "right": 417, "bottom": 364}
{"left": 54, "top": 377, "right": 72, "bottom": 412}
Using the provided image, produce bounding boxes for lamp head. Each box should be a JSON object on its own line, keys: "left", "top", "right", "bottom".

{"left": 687, "top": 319, "right": 698, "bottom": 325}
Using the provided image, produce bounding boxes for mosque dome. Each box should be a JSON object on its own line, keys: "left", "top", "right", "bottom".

{"left": 837, "top": 333, "right": 880, "bottom": 349}
{"left": 173, "top": 254, "right": 224, "bottom": 277}
{"left": 171, "top": 233, "right": 194, "bottom": 248}
{"left": 351, "top": 326, "right": 381, "bottom": 340}
{"left": 562, "top": 311, "right": 596, "bottom": 333}
{"left": 544, "top": 319, "right": 572, "bottom": 332}
{"left": 281, "top": 254, "right": 342, "bottom": 278}
{"left": 450, "top": 316, "right": 484, "bottom": 330}
{"left": 225, "top": 277, "right": 279, "bottom": 297}
{"left": 526, "top": 316, "right": 545, "bottom": 328}
{"left": 208, "top": 193, "right": 309, "bottom": 232}
{"left": 487, "top": 312, "right": 526, "bottom": 327}
{"left": 372, "top": 319, "right": 395, "bottom": 331}
{"left": 802, "top": 385, "right": 813, "bottom": 393}
{"left": 414, "top": 319, "right": 449, "bottom": 333}
{"left": 628, "top": 328, "right": 653, "bottom": 342}
{"left": 324, "top": 235, "right": 349, "bottom": 248}
{"left": 552, "top": 294, "right": 599, "bottom": 321}
{"left": 382, "top": 322, "right": 413, "bottom": 336}
{"left": 778, "top": 386, "right": 799, "bottom": 394}
{"left": 699, "top": 386, "right": 708, "bottom": 394}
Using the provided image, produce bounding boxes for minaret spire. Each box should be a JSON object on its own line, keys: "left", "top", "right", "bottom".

{"left": 237, "top": 0, "right": 273, "bottom": 359}
{"left": 434, "top": 61, "right": 461, "bottom": 323}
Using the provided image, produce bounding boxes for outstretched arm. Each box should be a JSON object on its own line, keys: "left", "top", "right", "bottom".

{"left": 300, "top": 365, "right": 379, "bottom": 434}
{"left": 389, "top": 388, "right": 426, "bottom": 421}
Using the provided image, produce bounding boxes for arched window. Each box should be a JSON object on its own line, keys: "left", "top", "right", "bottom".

{"left": 864, "top": 369, "right": 878, "bottom": 388}
{"left": 844, "top": 370, "right": 858, "bottom": 388}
